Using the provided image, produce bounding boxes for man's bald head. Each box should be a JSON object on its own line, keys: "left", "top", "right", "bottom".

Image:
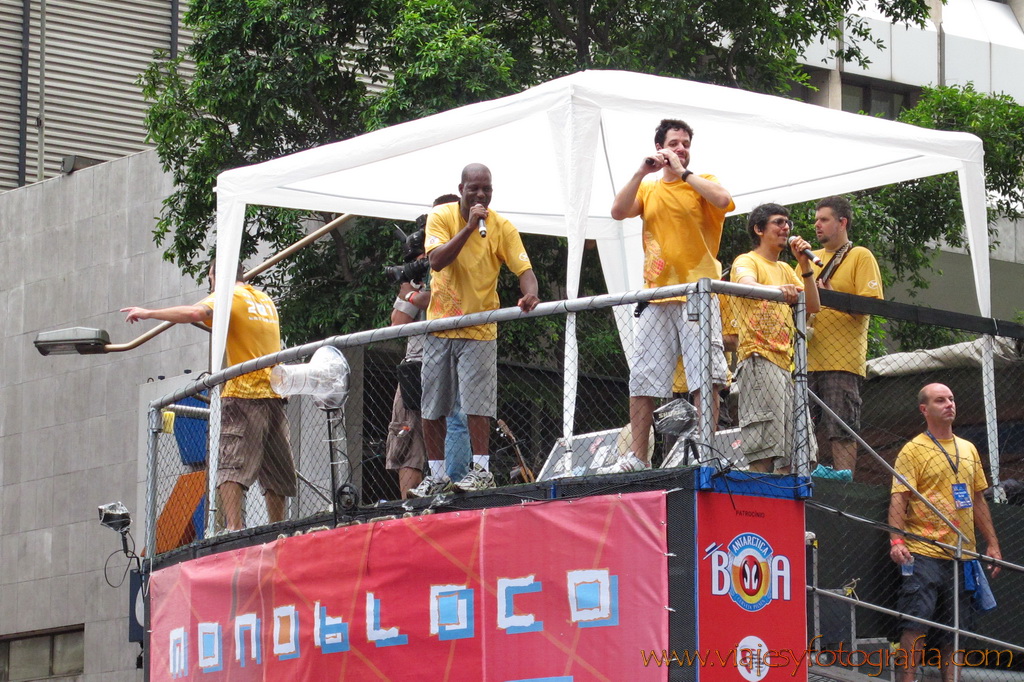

{"left": 917, "top": 383, "right": 956, "bottom": 430}
{"left": 458, "top": 163, "right": 494, "bottom": 219}
{"left": 461, "top": 163, "right": 491, "bottom": 183}
{"left": 918, "top": 383, "right": 949, "bottom": 405}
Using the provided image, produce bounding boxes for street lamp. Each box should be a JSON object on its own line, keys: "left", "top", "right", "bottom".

{"left": 33, "top": 327, "right": 110, "bottom": 355}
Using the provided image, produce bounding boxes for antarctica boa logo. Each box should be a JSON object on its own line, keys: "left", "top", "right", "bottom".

{"left": 728, "top": 534, "right": 774, "bottom": 612}
{"left": 706, "top": 532, "right": 791, "bottom": 613}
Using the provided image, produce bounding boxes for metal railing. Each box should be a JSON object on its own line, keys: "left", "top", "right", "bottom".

{"left": 141, "top": 276, "right": 1024, "bottom": 676}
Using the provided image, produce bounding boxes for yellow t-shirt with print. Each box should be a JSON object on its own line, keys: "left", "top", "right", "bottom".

{"left": 892, "top": 433, "right": 989, "bottom": 559}
{"left": 729, "top": 251, "right": 801, "bottom": 372}
{"left": 201, "top": 284, "right": 282, "bottom": 399}
{"left": 635, "top": 174, "right": 734, "bottom": 290}
{"left": 808, "top": 246, "right": 883, "bottom": 376}
{"left": 425, "top": 202, "right": 533, "bottom": 341}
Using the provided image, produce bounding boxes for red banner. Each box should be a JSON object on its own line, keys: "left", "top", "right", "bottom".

{"left": 696, "top": 491, "right": 807, "bottom": 681}
{"left": 149, "top": 491, "right": 668, "bottom": 681}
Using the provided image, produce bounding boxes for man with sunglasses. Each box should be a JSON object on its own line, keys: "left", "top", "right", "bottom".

{"left": 605, "top": 118, "right": 735, "bottom": 473}
{"left": 729, "top": 203, "right": 820, "bottom": 473}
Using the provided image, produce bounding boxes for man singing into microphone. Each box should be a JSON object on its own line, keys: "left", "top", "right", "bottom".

{"left": 729, "top": 203, "right": 819, "bottom": 473}
{"left": 409, "top": 163, "right": 540, "bottom": 497}
{"left": 603, "top": 118, "right": 734, "bottom": 473}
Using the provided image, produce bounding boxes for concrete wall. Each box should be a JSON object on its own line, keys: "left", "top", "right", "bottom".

{"left": 0, "top": 150, "right": 208, "bottom": 680}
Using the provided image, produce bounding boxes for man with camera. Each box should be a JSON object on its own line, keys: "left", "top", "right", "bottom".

{"left": 384, "top": 215, "right": 432, "bottom": 498}
{"left": 410, "top": 164, "right": 539, "bottom": 496}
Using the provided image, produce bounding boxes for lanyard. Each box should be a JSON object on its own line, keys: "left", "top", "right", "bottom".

{"left": 926, "top": 431, "right": 959, "bottom": 475}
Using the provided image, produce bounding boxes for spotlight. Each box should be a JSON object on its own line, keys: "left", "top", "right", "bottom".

{"left": 98, "top": 501, "right": 132, "bottom": 534}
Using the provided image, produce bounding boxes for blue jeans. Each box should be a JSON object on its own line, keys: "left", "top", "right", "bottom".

{"left": 445, "top": 395, "right": 472, "bottom": 481}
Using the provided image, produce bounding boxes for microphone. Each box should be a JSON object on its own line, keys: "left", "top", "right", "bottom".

{"left": 788, "top": 235, "right": 822, "bottom": 267}
{"left": 644, "top": 157, "right": 656, "bottom": 167}
{"left": 478, "top": 218, "right": 487, "bottom": 238}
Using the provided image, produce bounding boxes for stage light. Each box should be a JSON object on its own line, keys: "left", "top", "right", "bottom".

{"left": 98, "top": 501, "right": 132, "bottom": 534}
{"left": 270, "top": 346, "right": 350, "bottom": 410}
{"left": 33, "top": 327, "right": 110, "bottom": 356}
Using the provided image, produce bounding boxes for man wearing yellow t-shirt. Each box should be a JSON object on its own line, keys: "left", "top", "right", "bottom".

{"left": 809, "top": 195, "right": 883, "bottom": 478}
{"left": 122, "top": 261, "right": 294, "bottom": 531}
{"left": 605, "top": 118, "right": 735, "bottom": 474}
{"left": 730, "top": 203, "right": 819, "bottom": 473}
{"left": 889, "top": 383, "right": 1001, "bottom": 682}
{"left": 412, "top": 163, "right": 539, "bottom": 496}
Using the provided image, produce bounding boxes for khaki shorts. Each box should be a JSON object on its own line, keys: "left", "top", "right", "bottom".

{"left": 737, "top": 355, "right": 817, "bottom": 469}
{"left": 385, "top": 386, "right": 426, "bottom": 471}
{"left": 218, "top": 397, "right": 297, "bottom": 497}
{"left": 808, "top": 371, "right": 862, "bottom": 441}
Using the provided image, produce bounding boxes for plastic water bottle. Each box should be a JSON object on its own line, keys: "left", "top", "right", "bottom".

{"left": 901, "top": 556, "right": 915, "bottom": 576}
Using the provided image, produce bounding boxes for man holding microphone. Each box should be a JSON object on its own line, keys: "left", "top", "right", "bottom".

{"left": 410, "top": 163, "right": 539, "bottom": 497}
{"left": 603, "top": 118, "right": 734, "bottom": 473}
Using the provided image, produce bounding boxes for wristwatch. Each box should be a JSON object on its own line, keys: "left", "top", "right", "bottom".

{"left": 681, "top": 169, "right": 693, "bottom": 182}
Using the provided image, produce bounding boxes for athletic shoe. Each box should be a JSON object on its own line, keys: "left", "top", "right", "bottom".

{"left": 453, "top": 463, "right": 496, "bottom": 492}
{"left": 596, "top": 452, "right": 650, "bottom": 475}
{"left": 811, "top": 464, "right": 853, "bottom": 482}
{"left": 407, "top": 474, "right": 453, "bottom": 498}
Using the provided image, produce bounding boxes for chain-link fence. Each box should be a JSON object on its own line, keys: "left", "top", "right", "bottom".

{"left": 144, "top": 280, "right": 812, "bottom": 543}
{"left": 144, "top": 278, "right": 1024, "bottom": 676}
{"left": 805, "top": 291, "right": 1024, "bottom": 679}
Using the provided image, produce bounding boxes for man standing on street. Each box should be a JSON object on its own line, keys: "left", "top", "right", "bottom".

{"left": 122, "top": 261, "right": 295, "bottom": 531}
{"left": 603, "top": 118, "right": 735, "bottom": 473}
{"left": 889, "top": 383, "right": 1001, "bottom": 682}
{"left": 808, "top": 196, "right": 883, "bottom": 479}
{"left": 410, "top": 163, "right": 539, "bottom": 497}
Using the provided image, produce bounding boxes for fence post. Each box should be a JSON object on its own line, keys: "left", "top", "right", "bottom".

{"left": 206, "top": 386, "right": 221, "bottom": 537}
{"left": 146, "top": 407, "right": 162, "bottom": 559}
{"left": 793, "top": 291, "right": 811, "bottom": 478}
{"left": 562, "top": 312, "right": 578, "bottom": 443}
{"left": 982, "top": 334, "right": 1005, "bottom": 502}
{"left": 694, "top": 277, "right": 714, "bottom": 446}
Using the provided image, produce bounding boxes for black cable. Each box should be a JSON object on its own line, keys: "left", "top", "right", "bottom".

{"left": 103, "top": 548, "right": 133, "bottom": 589}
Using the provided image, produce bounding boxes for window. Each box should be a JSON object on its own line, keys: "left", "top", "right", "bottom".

{"left": 0, "top": 629, "right": 84, "bottom": 681}
{"left": 841, "top": 79, "right": 918, "bottom": 119}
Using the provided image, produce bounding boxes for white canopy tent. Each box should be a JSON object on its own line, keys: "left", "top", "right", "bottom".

{"left": 209, "top": 69, "right": 991, "bottom": 440}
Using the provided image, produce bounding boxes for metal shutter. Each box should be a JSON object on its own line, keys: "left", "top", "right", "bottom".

{"left": 0, "top": 0, "right": 28, "bottom": 189}
{"left": 1, "top": 0, "right": 191, "bottom": 191}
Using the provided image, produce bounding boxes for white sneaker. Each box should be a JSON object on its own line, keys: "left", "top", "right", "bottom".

{"left": 453, "top": 463, "right": 496, "bottom": 492}
{"left": 596, "top": 452, "right": 650, "bottom": 475}
{"left": 407, "top": 473, "right": 453, "bottom": 498}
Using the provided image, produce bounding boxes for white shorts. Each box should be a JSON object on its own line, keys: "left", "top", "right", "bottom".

{"left": 629, "top": 300, "right": 728, "bottom": 398}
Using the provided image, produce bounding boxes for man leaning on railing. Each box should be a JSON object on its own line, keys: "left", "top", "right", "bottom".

{"left": 729, "top": 203, "right": 820, "bottom": 474}
{"left": 412, "top": 163, "right": 540, "bottom": 497}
